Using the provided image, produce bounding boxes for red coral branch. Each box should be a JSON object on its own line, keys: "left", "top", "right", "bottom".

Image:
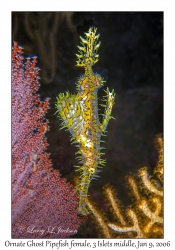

{"left": 12, "top": 42, "right": 84, "bottom": 238}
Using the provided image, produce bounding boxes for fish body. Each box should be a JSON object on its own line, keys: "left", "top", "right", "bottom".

{"left": 56, "top": 27, "right": 115, "bottom": 215}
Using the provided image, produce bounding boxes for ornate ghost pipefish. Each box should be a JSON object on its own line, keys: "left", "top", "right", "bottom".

{"left": 56, "top": 27, "right": 116, "bottom": 215}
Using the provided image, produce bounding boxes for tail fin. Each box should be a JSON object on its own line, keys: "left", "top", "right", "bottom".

{"left": 76, "top": 27, "right": 101, "bottom": 68}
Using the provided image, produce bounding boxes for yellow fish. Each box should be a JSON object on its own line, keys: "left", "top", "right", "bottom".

{"left": 56, "top": 27, "right": 115, "bottom": 215}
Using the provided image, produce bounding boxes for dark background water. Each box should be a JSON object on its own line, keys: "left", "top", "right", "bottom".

{"left": 12, "top": 12, "right": 163, "bottom": 238}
